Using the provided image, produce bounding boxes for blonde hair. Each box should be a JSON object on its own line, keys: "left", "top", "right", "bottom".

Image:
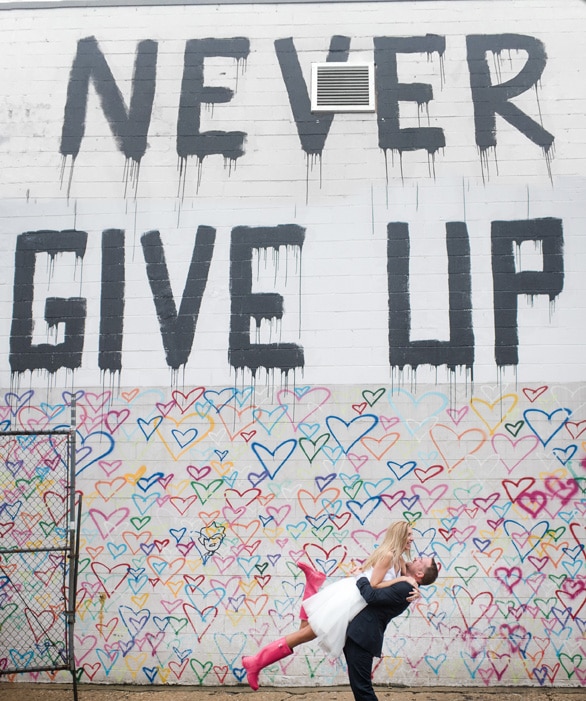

{"left": 361, "top": 521, "right": 411, "bottom": 573}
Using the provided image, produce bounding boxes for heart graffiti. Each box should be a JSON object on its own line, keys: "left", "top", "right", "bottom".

{"left": 0, "top": 383, "right": 583, "bottom": 687}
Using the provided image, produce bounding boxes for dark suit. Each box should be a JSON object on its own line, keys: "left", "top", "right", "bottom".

{"left": 343, "top": 577, "right": 413, "bottom": 701}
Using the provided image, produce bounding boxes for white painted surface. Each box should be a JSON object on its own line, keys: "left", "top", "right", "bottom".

{"left": 0, "top": 1, "right": 584, "bottom": 688}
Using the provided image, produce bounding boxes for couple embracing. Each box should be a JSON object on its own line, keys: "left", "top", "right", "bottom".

{"left": 242, "top": 521, "right": 439, "bottom": 701}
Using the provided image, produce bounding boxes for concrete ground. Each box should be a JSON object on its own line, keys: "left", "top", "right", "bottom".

{"left": 1, "top": 684, "right": 584, "bottom": 701}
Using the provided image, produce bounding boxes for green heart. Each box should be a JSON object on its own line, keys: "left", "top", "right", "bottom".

{"left": 189, "top": 659, "right": 213, "bottom": 684}
{"left": 494, "top": 598, "right": 515, "bottom": 617}
{"left": 546, "top": 526, "right": 566, "bottom": 541}
{"left": 362, "top": 388, "right": 385, "bottom": 407}
{"left": 504, "top": 420, "right": 524, "bottom": 437}
{"left": 534, "top": 597, "right": 557, "bottom": 617}
{"left": 303, "top": 652, "right": 326, "bottom": 679}
{"left": 311, "top": 525, "right": 333, "bottom": 543}
{"left": 403, "top": 511, "right": 422, "bottom": 523}
{"left": 0, "top": 603, "right": 18, "bottom": 627}
{"left": 77, "top": 557, "right": 91, "bottom": 573}
{"left": 15, "top": 477, "right": 42, "bottom": 499}
{"left": 343, "top": 481, "right": 363, "bottom": 500}
{"left": 40, "top": 521, "right": 56, "bottom": 537}
{"left": 299, "top": 434, "right": 330, "bottom": 463}
{"left": 168, "top": 616, "right": 189, "bottom": 634}
{"left": 454, "top": 565, "right": 478, "bottom": 585}
{"left": 190, "top": 479, "right": 224, "bottom": 504}
{"left": 130, "top": 516, "right": 151, "bottom": 530}
{"left": 559, "top": 653, "right": 583, "bottom": 678}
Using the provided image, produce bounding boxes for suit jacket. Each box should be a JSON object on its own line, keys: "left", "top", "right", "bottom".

{"left": 345, "top": 577, "right": 413, "bottom": 657}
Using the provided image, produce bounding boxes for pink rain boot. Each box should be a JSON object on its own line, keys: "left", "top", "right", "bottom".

{"left": 242, "top": 637, "right": 293, "bottom": 690}
{"left": 297, "top": 561, "right": 326, "bottom": 620}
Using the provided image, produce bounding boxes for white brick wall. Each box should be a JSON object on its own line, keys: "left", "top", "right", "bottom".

{"left": 0, "top": 1, "right": 584, "bottom": 387}
{"left": 0, "top": 0, "right": 585, "bottom": 689}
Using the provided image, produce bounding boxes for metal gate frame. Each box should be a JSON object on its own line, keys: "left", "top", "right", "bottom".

{"left": 0, "top": 404, "right": 79, "bottom": 701}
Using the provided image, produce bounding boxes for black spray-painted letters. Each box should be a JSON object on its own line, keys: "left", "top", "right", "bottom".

{"left": 466, "top": 34, "right": 554, "bottom": 153}
{"left": 230, "top": 225, "right": 305, "bottom": 376}
{"left": 10, "top": 230, "right": 88, "bottom": 374}
{"left": 387, "top": 221, "right": 474, "bottom": 371}
{"left": 491, "top": 218, "right": 563, "bottom": 366}
{"left": 141, "top": 227, "right": 216, "bottom": 371}
{"left": 8, "top": 219, "right": 564, "bottom": 378}
{"left": 60, "top": 33, "right": 554, "bottom": 166}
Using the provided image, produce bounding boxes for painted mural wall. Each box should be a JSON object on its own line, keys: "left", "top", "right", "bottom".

{"left": 0, "top": 0, "right": 585, "bottom": 688}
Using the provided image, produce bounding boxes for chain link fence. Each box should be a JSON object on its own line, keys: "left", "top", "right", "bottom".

{"left": 0, "top": 430, "right": 79, "bottom": 698}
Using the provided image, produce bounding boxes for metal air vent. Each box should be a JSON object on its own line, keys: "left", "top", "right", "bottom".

{"left": 311, "top": 62, "right": 375, "bottom": 112}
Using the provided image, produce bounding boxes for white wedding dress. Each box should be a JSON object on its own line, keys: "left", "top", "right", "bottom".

{"left": 303, "top": 565, "right": 398, "bottom": 657}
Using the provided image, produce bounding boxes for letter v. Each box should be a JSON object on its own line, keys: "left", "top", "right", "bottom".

{"left": 274, "top": 35, "right": 350, "bottom": 157}
{"left": 141, "top": 226, "right": 215, "bottom": 370}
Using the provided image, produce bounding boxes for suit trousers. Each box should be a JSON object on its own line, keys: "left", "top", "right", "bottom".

{"left": 343, "top": 637, "right": 378, "bottom": 701}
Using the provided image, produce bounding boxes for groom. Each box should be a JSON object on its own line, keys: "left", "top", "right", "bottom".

{"left": 344, "top": 556, "right": 438, "bottom": 701}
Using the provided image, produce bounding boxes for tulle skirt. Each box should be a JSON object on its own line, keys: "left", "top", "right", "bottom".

{"left": 303, "top": 576, "right": 366, "bottom": 657}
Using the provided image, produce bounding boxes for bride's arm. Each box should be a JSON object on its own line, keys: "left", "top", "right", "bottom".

{"left": 375, "top": 574, "right": 418, "bottom": 589}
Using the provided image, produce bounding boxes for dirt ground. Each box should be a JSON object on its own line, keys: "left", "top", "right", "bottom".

{"left": 1, "top": 684, "right": 584, "bottom": 701}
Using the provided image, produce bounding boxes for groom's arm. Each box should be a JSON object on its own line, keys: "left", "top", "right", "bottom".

{"left": 356, "top": 577, "right": 414, "bottom": 607}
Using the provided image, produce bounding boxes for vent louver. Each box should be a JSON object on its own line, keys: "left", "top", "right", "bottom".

{"left": 311, "top": 62, "right": 375, "bottom": 112}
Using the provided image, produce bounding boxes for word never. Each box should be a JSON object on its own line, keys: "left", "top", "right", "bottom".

{"left": 60, "top": 33, "right": 554, "bottom": 163}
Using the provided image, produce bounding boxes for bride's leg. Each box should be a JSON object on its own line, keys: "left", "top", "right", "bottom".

{"left": 286, "top": 623, "right": 317, "bottom": 648}
{"left": 242, "top": 624, "right": 317, "bottom": 689}
{"left": 297, "top": 561, "right": 326, "bottom": 621}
